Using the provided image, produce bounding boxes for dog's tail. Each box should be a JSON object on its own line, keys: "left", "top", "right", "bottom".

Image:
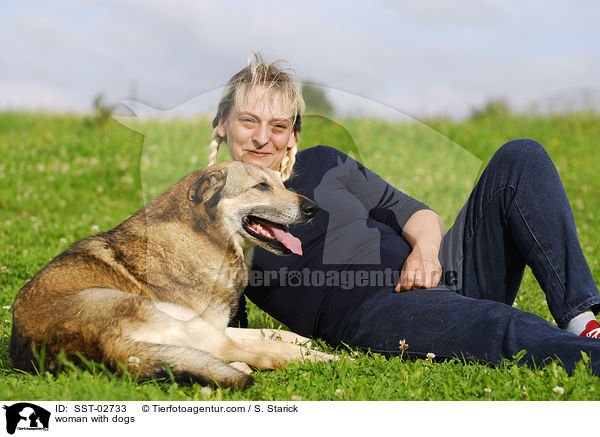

{"left": 115, "top": 341, "right": 253, "bottom": 390}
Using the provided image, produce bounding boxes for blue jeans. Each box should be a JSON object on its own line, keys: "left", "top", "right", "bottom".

{"left": 339, "top": 139, "right": 600, "bottom": 373}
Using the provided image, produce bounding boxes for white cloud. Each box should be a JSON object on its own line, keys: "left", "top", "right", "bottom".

{"left": 379, "top": 0, "right": 509, "bottom": 26}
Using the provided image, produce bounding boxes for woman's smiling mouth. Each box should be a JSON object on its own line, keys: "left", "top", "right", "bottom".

{"left": 247, "top": 150, "right": 271, "bottom": 158}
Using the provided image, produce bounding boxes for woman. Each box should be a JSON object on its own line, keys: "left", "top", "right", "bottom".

{"left": 207, "top": 54, "right": 600, "bottom": 373}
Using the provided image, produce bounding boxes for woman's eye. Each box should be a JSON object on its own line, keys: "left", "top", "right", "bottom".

{"left": 253, "top": 182, "right": 270, "bottom": 191}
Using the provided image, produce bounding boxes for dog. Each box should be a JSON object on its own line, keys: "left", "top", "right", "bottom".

{"left": 10, "top": 161, "right": 333, "bottom": 390}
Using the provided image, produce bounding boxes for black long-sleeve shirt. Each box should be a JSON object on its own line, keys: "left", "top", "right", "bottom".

{"left": 244, "top": 145, "right": 431, "bottom": 342}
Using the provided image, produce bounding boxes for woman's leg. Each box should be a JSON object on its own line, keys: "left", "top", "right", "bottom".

{"left": 440, "top": 139, "right": 600, "bottom": 328}
{"left": 339, "top": 287, "right": 600, "bottom": 374}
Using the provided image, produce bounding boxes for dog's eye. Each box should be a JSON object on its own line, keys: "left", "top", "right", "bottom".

{"left": 253, "top": 182, "right": 271, "bottom": 191}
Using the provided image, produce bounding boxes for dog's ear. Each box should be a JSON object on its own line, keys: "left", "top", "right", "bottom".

{"left": 187, "top": 168, "right": 227, "bottom": 206}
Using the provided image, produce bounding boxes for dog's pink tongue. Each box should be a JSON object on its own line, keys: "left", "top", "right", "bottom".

{"left": 271, "top": 226, "right": 303, "bottom": 255}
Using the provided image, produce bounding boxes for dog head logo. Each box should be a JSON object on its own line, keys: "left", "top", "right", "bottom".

{"left": 3, "top": 403, "right": 50, "bottom": 435}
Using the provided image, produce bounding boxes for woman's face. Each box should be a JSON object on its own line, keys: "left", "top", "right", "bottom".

{"left": 217, "top": 86, "right": 297, "bottom": 171}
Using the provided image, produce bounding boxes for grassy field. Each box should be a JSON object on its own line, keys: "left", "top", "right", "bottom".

{"left": 1, "top": 110, "right": 600, "bottom": 401}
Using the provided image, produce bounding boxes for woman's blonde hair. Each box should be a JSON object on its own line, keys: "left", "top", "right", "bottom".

{"left": 207, "top": 52, "right": 305, "bottom": 181}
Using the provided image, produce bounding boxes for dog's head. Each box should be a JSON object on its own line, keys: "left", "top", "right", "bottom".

{"left": 185, "top": 161, "right": 318, "bottom": 256}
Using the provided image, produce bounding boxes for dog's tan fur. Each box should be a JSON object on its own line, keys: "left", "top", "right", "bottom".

{"left": 10, "top": 161, "right": 331, "bottom": 390}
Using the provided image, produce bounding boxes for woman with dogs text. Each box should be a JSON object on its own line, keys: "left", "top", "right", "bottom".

{"left": 208, "top": 53, "right": 600, "bottom": 374}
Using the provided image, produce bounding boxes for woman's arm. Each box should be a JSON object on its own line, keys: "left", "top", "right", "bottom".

{"left": 396, "top": 209, "right": 445, "bottom": 291}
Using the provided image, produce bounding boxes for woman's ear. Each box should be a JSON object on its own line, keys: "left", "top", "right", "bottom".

{"left": 216, "top": 118, "right": 227, "bottom": 139}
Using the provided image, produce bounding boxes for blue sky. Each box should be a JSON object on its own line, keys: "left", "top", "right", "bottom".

{"left": 2, "top": 0, "right": 599, "bottom": 118}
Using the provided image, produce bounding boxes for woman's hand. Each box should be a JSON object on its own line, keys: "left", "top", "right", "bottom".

{"left": 396, "top": 209, "right": 445, "bottom": 292}
{"left": 395, "top": 243, "right": 443, "bottom": 291}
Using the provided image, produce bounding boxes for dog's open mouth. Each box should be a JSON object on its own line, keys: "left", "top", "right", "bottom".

{"left": 242, "top": 215, "right": 302, "bottom": 255}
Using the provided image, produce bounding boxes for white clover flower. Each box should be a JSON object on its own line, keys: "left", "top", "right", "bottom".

{"left": 399, "top": 339, "right": 409, "bottom": 351}
{"left": 199, "top": 386, "right": 212, "bottom": 396}
{"left": 127, "top": 356, "right": 141, "bottom": 367}
{"left": 59, "top": 238, "right": 68, "bottom": 245}
{"left": 484, "top": 388, "right": 492, "bottom": 394}
{"left": 335, "top": 389, "right": 344, "bottom": 395}
{"left": 426, "top": 352, "right": 436, "bottom": 360}
{"left": 1, "top": 266, "right": 8, "bottom": 274}
{"left": 553, "top": 386, "right": 564, "bottom": 395}
{"left": 91, "top": 225, "right": 100, "bottom": 233}
{"left": 3, "top": 306, "right": 11, "bottom": 310}
{"left": 291, "top": 395, "right": 302, "bottom": 401}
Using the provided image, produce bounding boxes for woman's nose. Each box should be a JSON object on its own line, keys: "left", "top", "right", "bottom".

{"left": 253, "top": 124, "right": 270, "bottom": 147}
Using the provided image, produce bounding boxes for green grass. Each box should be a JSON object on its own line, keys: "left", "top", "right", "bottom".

{"left": 1, "top": 110, "right": 599, "bottom": 401}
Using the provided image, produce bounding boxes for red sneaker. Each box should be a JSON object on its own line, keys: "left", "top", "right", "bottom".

{"left": 580, "top": 320, "right": 600, "bottom": 338}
